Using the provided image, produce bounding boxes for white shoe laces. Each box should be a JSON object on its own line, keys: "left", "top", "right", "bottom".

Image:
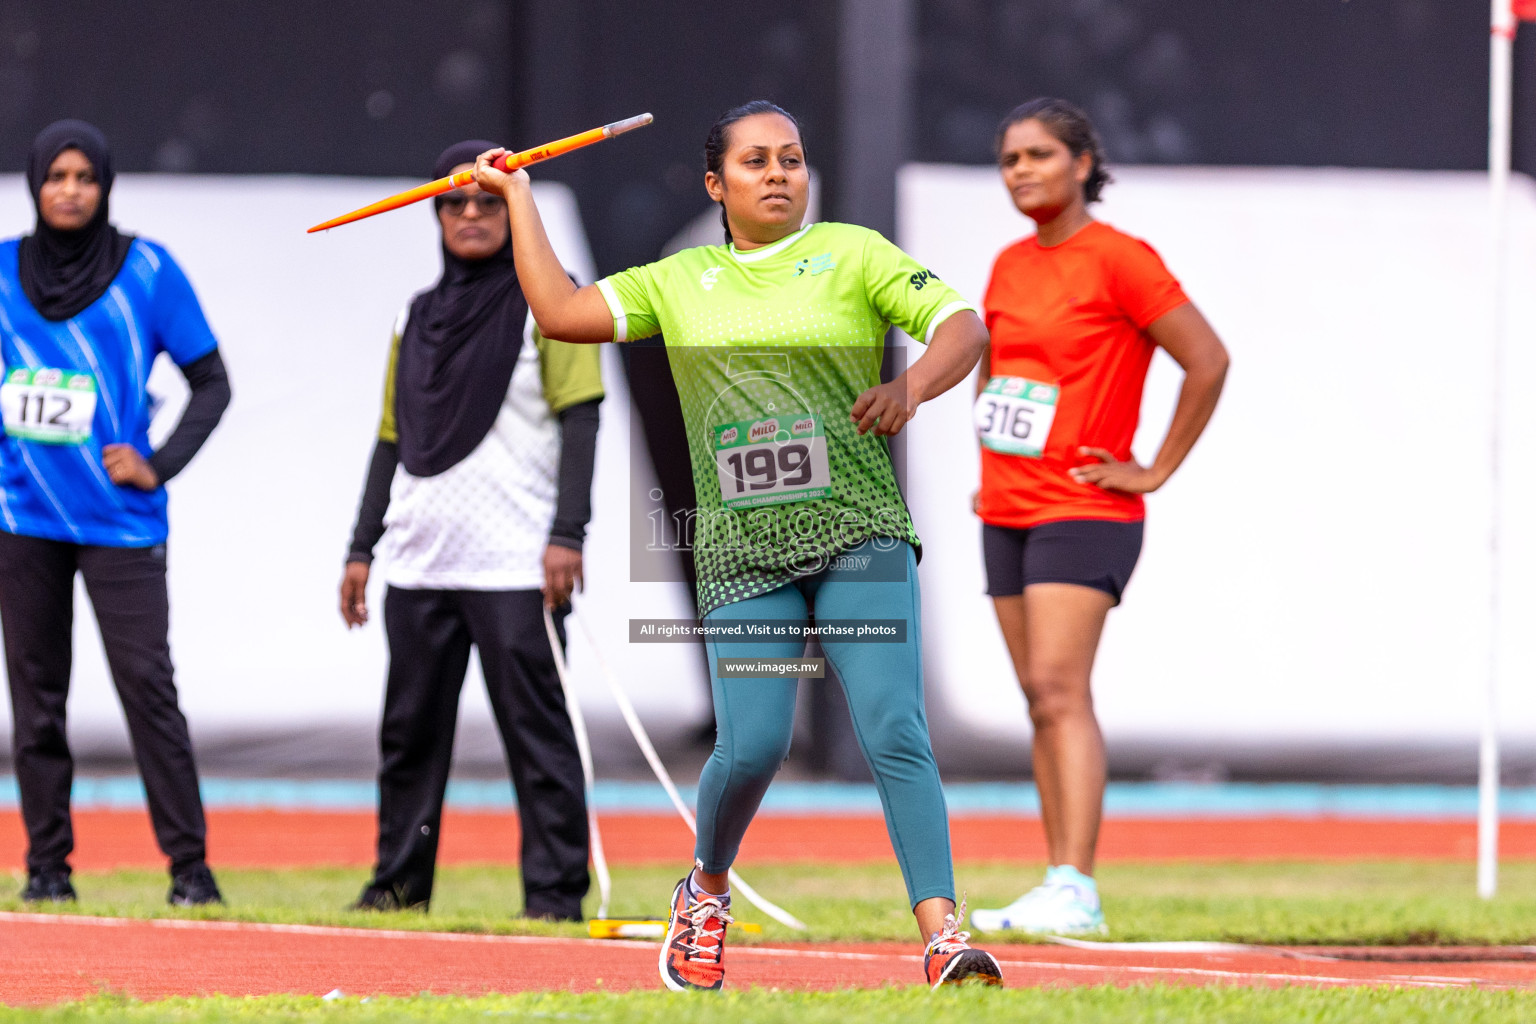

{"left": 680, "top": 894, "right": 734, "bottom": 961}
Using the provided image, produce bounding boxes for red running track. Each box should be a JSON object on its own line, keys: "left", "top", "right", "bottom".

{"left": 0, "top": 913, "right": 1530, "bottom": 1005}
{"left": 4, "top": 810, "right": 1533, "bottom": 870}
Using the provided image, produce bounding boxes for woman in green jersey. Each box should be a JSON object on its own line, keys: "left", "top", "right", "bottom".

{"left": 472, "top": 101, "right": 1000, "bottom": 992}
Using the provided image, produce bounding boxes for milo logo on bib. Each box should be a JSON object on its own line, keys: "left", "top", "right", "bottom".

{"left": 749, "top": 418, "right": 780, "bottom": 443}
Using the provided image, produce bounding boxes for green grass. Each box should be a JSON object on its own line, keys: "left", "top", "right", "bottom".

{"left": 3, "top": 987, "right": 1534, "bottom": 1024}
{"left": 5, "top": 859, "right": 1536, "bottom": 946}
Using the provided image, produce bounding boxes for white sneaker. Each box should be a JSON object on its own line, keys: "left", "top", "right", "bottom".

{"left": 971, "top": 866, "right": 1107, "bottom": 935}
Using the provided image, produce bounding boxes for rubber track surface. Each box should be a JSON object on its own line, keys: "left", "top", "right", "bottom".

{"left": 0, "top": 913, "right": 1531, "bottom": 1005}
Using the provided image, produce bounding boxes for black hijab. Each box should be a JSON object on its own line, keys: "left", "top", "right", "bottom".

{"left": 18, "top": 119, "right": 135, "bottom": 322}
{"left": 395, "top": 139, "right": 529, "bottom": 477}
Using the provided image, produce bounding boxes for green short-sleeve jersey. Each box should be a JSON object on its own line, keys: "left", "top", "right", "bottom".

{"left": 596, "top": 221, "right": 975, "bottom": 614}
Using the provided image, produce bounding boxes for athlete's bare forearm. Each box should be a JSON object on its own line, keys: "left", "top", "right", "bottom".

{"left": 1144, "top": 303, "right": 1228, "bottom": 487}
{"left": 1147, "top": 360, "right": 1225, "bottom": 487}
{"left": 905, "top": 310, "right": 989, "bottom": 405}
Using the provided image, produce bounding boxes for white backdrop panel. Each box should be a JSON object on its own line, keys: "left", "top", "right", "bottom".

{"left": 898, "top": 165, "right": 1536, "bottom": 748}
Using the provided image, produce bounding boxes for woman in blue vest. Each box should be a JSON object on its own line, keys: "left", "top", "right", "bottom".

{"left": 0, "top": 120, "right": 230, "bottom": 905}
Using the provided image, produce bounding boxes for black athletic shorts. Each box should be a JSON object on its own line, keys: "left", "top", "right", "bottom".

{"left": 982, "top": 518, "right": 1145, "bottom": 604}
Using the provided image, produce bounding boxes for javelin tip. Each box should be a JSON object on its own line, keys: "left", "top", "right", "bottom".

{"left": 605, "top": 113, "right": 654, "bottom": 137}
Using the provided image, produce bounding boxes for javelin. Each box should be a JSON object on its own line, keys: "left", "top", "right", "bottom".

{"left": 306, "top": 113, "right": 653, "bottom": 233}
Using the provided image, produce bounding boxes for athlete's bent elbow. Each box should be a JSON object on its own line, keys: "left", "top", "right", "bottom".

{"left": 1203, "top": 344, "right": 1231, "bottom": 384}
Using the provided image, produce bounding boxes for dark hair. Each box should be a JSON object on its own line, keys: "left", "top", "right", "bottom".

{"left": 704, "top": 100, "right": 804, "bottom": 243}
{"left": 995, "top": 98, "right": 1112, "bottom": 204}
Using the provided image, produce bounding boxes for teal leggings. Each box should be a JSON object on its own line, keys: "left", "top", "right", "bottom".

{"left": 695, "top": 539, "right": 954, "bottom": 908}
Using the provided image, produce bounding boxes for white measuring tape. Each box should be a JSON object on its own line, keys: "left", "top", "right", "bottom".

{"left": 543, "top": 604, "right": 806, "bottom": 931}
{"left": 542, "top": 605, "right": 611, "bottom": 919}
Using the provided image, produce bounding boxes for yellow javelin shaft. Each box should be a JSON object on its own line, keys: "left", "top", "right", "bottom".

{"left": 307, "top": 113, "right": 653, "bottom": 233}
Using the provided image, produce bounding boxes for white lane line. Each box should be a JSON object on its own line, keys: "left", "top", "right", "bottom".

{"left": 0, "top": 912, "right": 654, "bottom": 949}
{"left": 723, "top": 947, "right": 1476, "bottom": 988}
{"left": 1046, "top": 936, "right": 1536, "bottom": 969}
{"left": 1048, "top": 937, "right": 1270, "bottom": 954}
{"left": 990, "top": 958, "right": 1474, "bottom": 989}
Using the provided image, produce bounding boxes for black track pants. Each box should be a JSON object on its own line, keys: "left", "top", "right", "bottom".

{"left": 370, "top": 586, "right": 589, "bottom": 918}
{"left": 0, "top": 530, "right": 208, "bottom": 876}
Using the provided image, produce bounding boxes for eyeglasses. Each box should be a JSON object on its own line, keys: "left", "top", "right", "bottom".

{"left": 439, "top": 192, "right": 506, "bottom": 215}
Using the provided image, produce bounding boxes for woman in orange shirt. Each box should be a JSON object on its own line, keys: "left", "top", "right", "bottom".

{"left": 969, "top": 99, "right": 1228, "bottom": 936}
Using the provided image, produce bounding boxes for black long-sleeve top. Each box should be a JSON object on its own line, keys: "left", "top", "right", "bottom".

{"left": 150, "top": 348, "right": 231, "bottom": 483}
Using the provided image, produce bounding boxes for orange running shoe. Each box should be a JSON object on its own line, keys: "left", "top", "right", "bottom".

{"left": 658, "top": 875, "right": 733, "bottom": 992}
{"left": 924, "top": 898, "right": 1004, "bottom": 990}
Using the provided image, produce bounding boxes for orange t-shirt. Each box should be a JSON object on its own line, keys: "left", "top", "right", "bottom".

{"left": 976, "top": 221, "right": 1188, "bottom": 529}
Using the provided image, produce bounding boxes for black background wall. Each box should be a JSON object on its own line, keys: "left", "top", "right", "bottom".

{"left": 916, "top": 0, "right": 1534, "bottom": 170}
{"left": 2, "top": 0, "right": 1532, "bottom": 276}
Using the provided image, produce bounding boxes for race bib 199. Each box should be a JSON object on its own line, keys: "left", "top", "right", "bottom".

{"left": 974, "top": 376, "right": 1058, "bottom": 458}
{"left": 1, "top": 367, "right": 98, "bottom": 445}
{"left": 714, "top": 412, "right": 832, "bottom": 509}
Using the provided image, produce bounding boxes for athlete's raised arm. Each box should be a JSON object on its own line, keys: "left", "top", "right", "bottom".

{"left": 473, "top": 149, "right": 614, "bottom": 343}
{"left": 850, "top": 309, "right": 988, "bottom": 437}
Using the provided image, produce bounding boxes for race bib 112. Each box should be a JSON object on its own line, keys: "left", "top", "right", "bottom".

{"left": 2, "top": 367, "right": 98, "bottom": 445}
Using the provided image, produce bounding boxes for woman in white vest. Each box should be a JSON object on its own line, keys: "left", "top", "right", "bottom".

{"left": 339, "top": 140, "right": 604, "bottom": 920}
